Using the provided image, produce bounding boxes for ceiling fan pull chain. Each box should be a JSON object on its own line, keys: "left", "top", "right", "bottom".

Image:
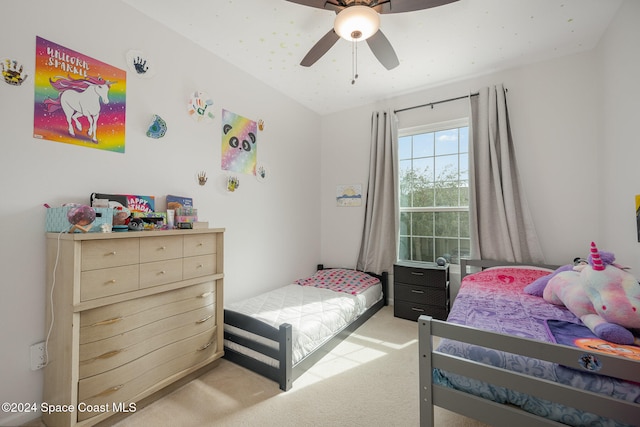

{"left": 351, "top": 40, "right": 359, "bottom": 85}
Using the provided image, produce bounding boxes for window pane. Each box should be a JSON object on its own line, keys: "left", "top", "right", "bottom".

{"left": 412, "top": 237, "right": 433, "bottom": 262}
{"left": 399, "top": 160, "right": 413, "bottom": 207}
{"left": 413, "top": 157, "right": 432, "bottom": 180}
{"left": 435, "top": 129, "right": 458, "bottom": 156}
{"left": 400, "top": 211, "right": 410, "bottom": 236}
{"left": 459, "top": 181, "right": 469, "bottom": 206}
{"left": 434, "top": 212, "right": 458, "bottom": 237}
{"left": 413, "top": 133, "right": 433, "bottom": 158}
{"left": 460, "top": 211, "right": 470, "bottom": 238}
{"left": 459, "top": 153, "right": 469, "bottom": 180}
{"left": 411, "top": 158, "right": 434, "bottom": 207}
{"left": 412, "top": 212, "right": 433, "bottom": 237}
{"left": 434, "top": 154, "right": 457, "bottom": 182}
{"left": 398, "top": 236, "right": 410, "bottom": 260}
{"left": 435, "top": 183, "right": 459, "bottom": 207}
{"left": 399, "top": 136, "right": 412, "bottom": 160}
{"left": 436, "top": 238, "right": 459, "bottom": 260}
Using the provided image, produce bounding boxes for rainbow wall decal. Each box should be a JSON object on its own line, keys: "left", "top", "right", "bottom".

{"left": 33, "top": 36, "right": 126, "bottom": 153}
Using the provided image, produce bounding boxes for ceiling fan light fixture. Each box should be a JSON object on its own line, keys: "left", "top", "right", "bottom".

{"left": 334, "top": 5, "right": 380, "bottom": 41}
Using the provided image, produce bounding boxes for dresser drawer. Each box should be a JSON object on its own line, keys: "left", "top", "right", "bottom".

{"left": 394, "top": 264, "right": 447, "bottom": 287}
{"left": 80, "top": 265, "right": 139, "bottom": 301}
{"left": 183, "top": 254, "right": 216, "bottom": 280}
{"left": 82, "top": 239, "right": 139, "bottom": 271}
{"left": 139, "top": 235, "right": 183, "bottom": 263}
{"left": 79, "top": 303, "right": 216, "bottom": 379}
{"left": 394, "top": 301, "right": 449, "bottom": 321}
{"left": 139, "top": 259, "right": 183, "bottom": 289}
{"left": 184, "top": 234, "right": 216, "bottom": 257}
{"left": 80, "top": 282, "right": 215, "bottom": 344}
{"left": 77, "top": 327, "right": 219, "bottom": 422}
{"left": 394, "top": 283, "right": 448, "bottom": 306}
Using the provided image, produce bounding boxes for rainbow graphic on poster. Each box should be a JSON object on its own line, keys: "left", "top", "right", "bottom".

{"left": 33, "top": 36, "right": 126, "bottom": 153}
{"left": 221, "top": 109, "right": 257, "bottom": 175}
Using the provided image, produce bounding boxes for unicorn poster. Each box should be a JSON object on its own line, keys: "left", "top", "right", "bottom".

{"left": 33, "top": 36, "right": 126, "bottom": 153}
{"left": 221, "top": 109, "right": 257, "bottom": 175}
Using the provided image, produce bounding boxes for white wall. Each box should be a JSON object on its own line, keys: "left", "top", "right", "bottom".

{"left": 599, "top": 0, "right": 640, "bottom": 269}
{"left": 0, "top": 1, "right": 321, "bottom": 425}
{"left": 321, "top": 2, "right": 639, "bottom": 298}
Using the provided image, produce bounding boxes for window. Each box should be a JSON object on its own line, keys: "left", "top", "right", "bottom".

{"left": 398, "top": 119, "right": 470, "bottom": 264}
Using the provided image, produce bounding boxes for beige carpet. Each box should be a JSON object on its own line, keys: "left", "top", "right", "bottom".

{"left": 102, "top": 306, "right": 488, "bottom": 427}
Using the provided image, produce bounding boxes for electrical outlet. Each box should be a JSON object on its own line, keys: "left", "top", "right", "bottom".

{"left": 30, "top": 342, "right": 46, "bottom": 371}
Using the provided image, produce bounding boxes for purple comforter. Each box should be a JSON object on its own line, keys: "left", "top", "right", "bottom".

{"left": 435, "top": 267, "right": 640, "bottom": 427}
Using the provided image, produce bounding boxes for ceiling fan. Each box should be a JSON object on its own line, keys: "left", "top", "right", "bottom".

{"left": 287, "top": 0, "right": 460, "bottom": 70}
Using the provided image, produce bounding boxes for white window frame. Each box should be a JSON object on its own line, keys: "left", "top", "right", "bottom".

{"left": 398, "top": 118, "right": 470, "bottom": 264}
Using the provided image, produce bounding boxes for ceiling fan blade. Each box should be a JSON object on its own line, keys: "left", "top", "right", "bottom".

{"left": 366, "top": 30, "right": 399, "bottom": 70}
{"left": 300, "top": 29, "right": 341, "bottom": 67}
{"left": 285, "top": 0, "right": 343, "bottom": 13}
{"left": 377, "top": 0, "right": 459, "bottom": 14}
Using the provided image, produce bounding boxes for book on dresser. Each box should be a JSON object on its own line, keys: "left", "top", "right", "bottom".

{"left": 393, "top": 261, "right": 450, "bottom": 321}
{"left": 43, "top": 228, "right": 224, "bottom": 427}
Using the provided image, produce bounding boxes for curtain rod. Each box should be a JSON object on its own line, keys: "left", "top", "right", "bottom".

{"left": 394, "top": 92, "right": 479, "bottom": 114}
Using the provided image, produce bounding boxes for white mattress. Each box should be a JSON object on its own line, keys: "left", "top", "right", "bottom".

{"left": 224, "top": 283, "right": 383, "bottom": 367}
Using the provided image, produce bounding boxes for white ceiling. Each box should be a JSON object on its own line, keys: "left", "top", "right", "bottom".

{"left": 123, "top": 0, "right": 622, "bottom": 115}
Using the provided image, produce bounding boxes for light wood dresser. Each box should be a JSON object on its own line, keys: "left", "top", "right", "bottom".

{"left": 43, "top": 228, "right": 224, "bottom": 426}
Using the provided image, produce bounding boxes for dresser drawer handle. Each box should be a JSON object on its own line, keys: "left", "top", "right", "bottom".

{"left": 411, "top": 307, "right": 425, "bottom": 312}
{"left": 91, "top": 317, "right": 123, "bottom": 327}
{"left": 410, "top": 272, "right": 424, "bottom": 276}
{"left": 106, "top": 279, "right": 117, "bottom": 285}
{"left": 198, "top": 341, "right": 213, "bottom": 351}
{"left": 196, "top": 315, "right": 213, "bottom": 324}
{"left": 199, "top": 291, "right": 213, "bottom": 298}
{"left": 160, "top": 246, "right": 167, "bottom": 250}
{"left": 411, "top": 290, "right": 425, "bottom": 294}
{"left": 81, "top": 349, "right": 123, "bottom": 364}
{"left": 108, "top": 251, "right": 117, "bottom": 256}
{"left": 94, "top": 384, "right": 124, "bottom": 398}
{"left": 96, "top": 349, "right": 123, "bottom": 359}
{"left": 159, "top": 270, "right": 166, "bottom": 275}
{"left": 197, "top": 242, "right": 204, "bottom": 247}
{"left": 197, "top": 264, "right": 204, "bottom": 268}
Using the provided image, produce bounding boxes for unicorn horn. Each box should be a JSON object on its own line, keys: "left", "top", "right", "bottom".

{"left": 590, "top": 242, "right": 605, "bottom": 271}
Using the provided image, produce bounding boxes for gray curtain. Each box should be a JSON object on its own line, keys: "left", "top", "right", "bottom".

{"left": 357, "top": 110, "right": 399, "bottom": 275}
{"left": 468, "top": 85, "right": 544, "bottom": 263}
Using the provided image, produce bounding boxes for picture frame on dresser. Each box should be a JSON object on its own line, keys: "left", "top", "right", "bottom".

{"left": 43, "top": 228, "right": 224, "bottom": 427}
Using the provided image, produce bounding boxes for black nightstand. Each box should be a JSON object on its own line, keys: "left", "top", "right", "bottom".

{"left": 393, "top": 261, "right": 450, "bottom": 321}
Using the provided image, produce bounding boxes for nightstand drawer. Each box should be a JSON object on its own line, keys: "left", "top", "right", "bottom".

{"left": 394, "top": 283, "right": 448, "bottom": 306}
{"left": 394, "top": 263, "right": 447, "bottom": 287}
{"left": 394, "top": 301, "right": 449, "bottom": 321}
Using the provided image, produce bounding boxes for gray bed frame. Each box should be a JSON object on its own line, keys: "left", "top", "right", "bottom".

{"left": 419, "top": 258, "right": 640, "bottom": 427}
{"left": 223, "top": 264, "right": 388, "bottom": 391}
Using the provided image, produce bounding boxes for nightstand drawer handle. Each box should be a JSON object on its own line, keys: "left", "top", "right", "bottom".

{"left": 411, "top": 290, "right": 424, "bottom": 294}
{"left": 410, "top": 272, "right": 424, "bottom": 276}
{"left": 199, "top": 291, "right": 213, "bottom": 298}
{"left": 411, "top": 307, "right": 425, "bottom": 312}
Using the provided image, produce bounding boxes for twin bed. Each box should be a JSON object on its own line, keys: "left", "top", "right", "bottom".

{"left": 223, "top": 265, "right": 387, "bottom": 391}
{"left": 420, "top": 259, "right": 640, "bottom": 427}
{"left": 222, "top": 259, "right": 639, "bottom": 426}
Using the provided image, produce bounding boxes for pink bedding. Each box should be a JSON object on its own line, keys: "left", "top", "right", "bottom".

{"left": 295, "top": 268, "right": 381, "bottom": 295}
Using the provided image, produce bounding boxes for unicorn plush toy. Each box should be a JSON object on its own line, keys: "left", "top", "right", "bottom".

{"left": 543, "top": 242, "right": 640, "bottom": 345}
